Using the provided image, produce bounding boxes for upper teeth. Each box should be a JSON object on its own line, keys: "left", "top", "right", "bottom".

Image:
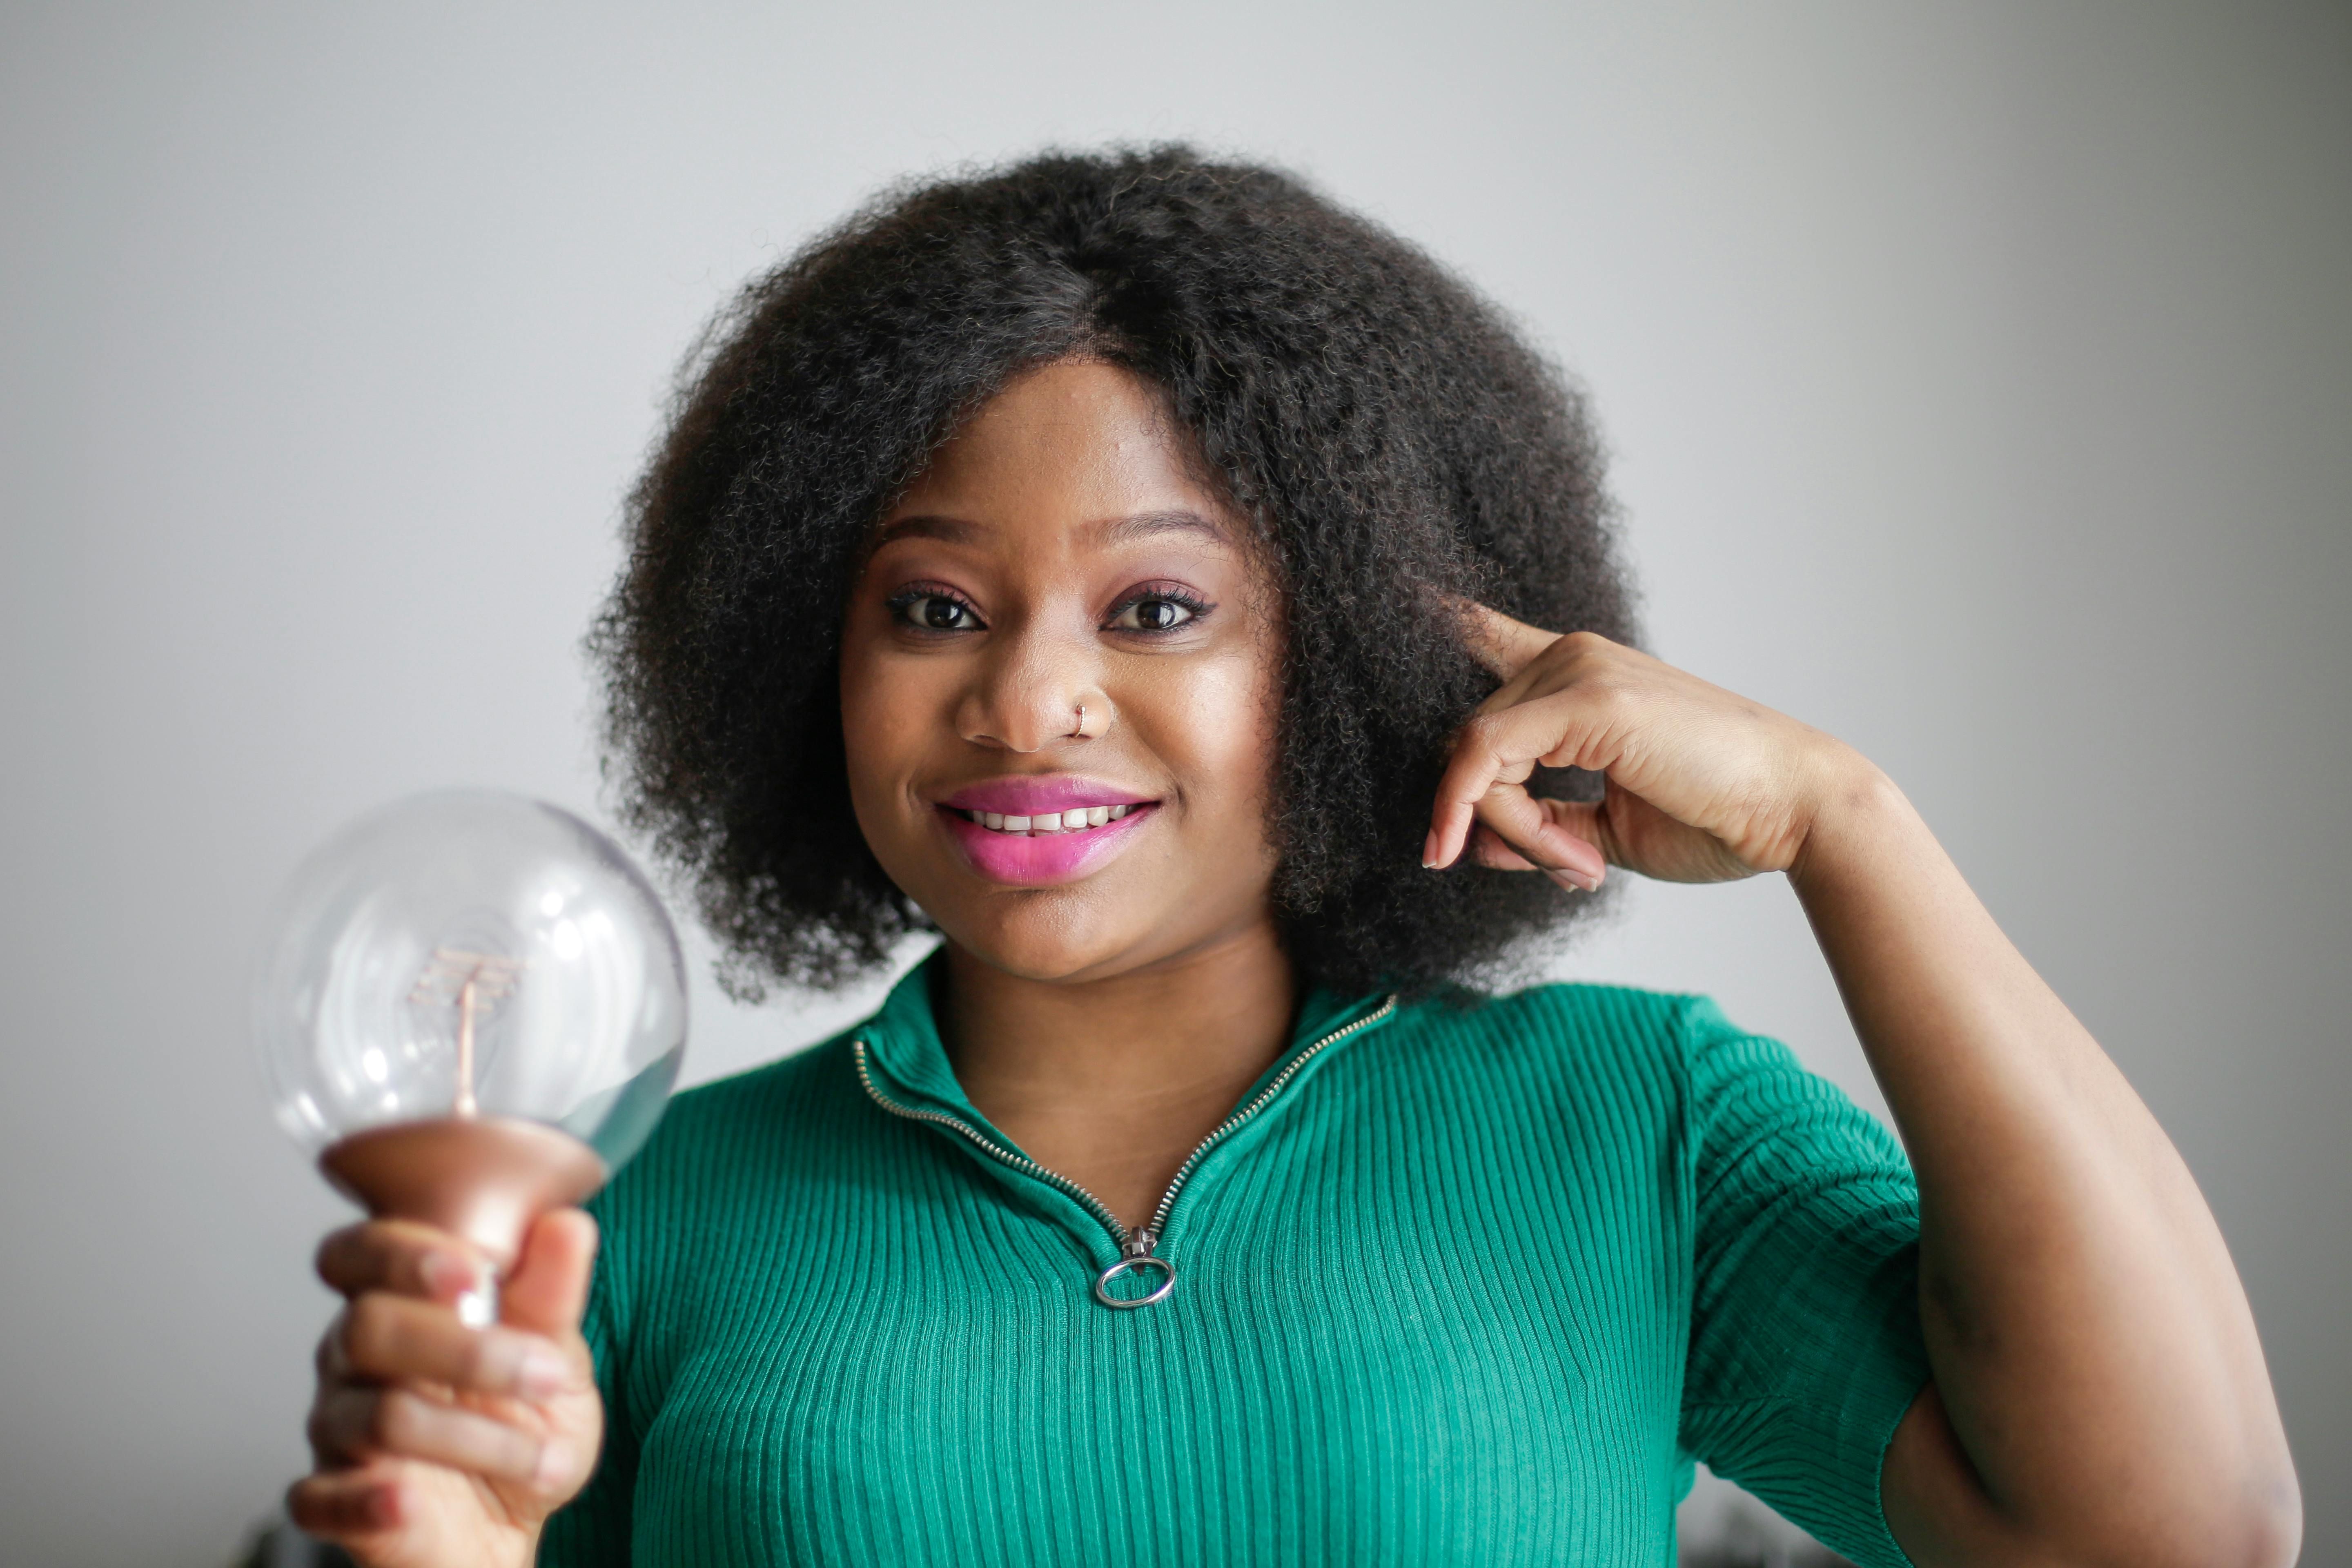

{"left": 965, "top": 803, "right": 1135, "bottom": 834}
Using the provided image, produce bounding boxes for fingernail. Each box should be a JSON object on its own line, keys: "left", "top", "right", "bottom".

{"left": 535, "top": 1439, "right": 574, "bottom": 1490}
{"left": 1545, "top": 867, "right": 1600, "bottom": 894}
{"left": 1421, "top": 830, "right": 1439, "bottom": 869}
{"left": 517, "top": 1343, "right": 572, "bottom": 1399}
{"left": 421, "top": 1252, "right": 479, "bottom": 1298}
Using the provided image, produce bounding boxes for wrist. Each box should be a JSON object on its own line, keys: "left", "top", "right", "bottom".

{"left": 1787, "top": 745, "right": 1921, "bottom": 892}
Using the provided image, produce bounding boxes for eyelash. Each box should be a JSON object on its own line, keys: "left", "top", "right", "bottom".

{"left": 1105, "top": 584, "right": 1213, "bottom": 634}
{"left": 883, "top": 584, "right": 1215, "bottom": 636}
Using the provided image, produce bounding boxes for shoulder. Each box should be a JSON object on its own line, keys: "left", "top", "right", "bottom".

{"left": 1381, "top": 980, "right": 1722, "bottom": 1075}
{"left": 656, "top": 1029, "right": 862, "bottom": 1140}
{"left": 1370, "top": 982, "right": 1853, "bottom": 1140}
{"left": 1352, "top": 981, "right": 1742, "bottom": 1135}
{"left": 588, "top": 1029, "right": 865, "bottom": 1228}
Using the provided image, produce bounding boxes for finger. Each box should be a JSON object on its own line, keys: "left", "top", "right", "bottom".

{"left": 317, "top": 1219, "right": 489, "bottom": 1305}
{"left": 500, "top": 1208, "right": 598, "bottom": 1339}
{"left": 1455, "top": 600, "right": 1562, "bottom": 682}
{"left": 333, "top": 1292, "right": 582, "bottom": 1401}
{"left": 287, "top": 1461, "right": 405, "bottom": 1540}
{"left": 1470, "top": 782, "right": 1607, "bottom": 892}
{"left": 1471, "top": 800, "right": 1616, "bottom": 873}
{"left": 1425, "top": 703, "right": 1606, "bottom": 872}
{"left": 1469, "top": 823, "right": 1539, "bottom": 871}
{"left": 310, "top": 1384, "right": 561, "bottom": 1485}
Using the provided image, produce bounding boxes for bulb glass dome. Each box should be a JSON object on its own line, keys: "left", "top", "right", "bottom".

{"left": 255, "top": 790, "right": 686, "bottom": 1173}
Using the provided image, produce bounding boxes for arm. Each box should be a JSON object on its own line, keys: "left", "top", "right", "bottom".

{"left": 1796, "top": 771, "right": 2297, "bottom": 1568}
{"left": 1426, "top": 612, "right": 2300, "bottom": 1568}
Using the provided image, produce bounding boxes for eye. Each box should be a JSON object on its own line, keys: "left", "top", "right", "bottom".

{"left": 1106, "top": 590, "right": 1209, "bottom": 634}
{"left": 887, "top": 589, "right": 984, "bottom": 633}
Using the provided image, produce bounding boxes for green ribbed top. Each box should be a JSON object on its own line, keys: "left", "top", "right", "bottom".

{"left": 542, "top": 956, "right": 1929, "bottom": 1567}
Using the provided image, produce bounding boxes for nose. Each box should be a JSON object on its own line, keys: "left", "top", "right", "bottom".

{"left": 955, "top": 611, "right": 1103, "bottom": 753}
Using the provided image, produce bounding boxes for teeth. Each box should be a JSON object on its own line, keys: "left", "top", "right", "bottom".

{"left": 960, "top": 802, "right": 1145, "bottom": 834}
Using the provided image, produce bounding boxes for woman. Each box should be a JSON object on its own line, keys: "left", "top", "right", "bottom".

{"left": 290, "top": 148, "right": 2299, "bottom": 1567}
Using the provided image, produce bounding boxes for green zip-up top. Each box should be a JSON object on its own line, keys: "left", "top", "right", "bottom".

{"left": 543, "top": 956, "right": 1930, "bottom": 1567}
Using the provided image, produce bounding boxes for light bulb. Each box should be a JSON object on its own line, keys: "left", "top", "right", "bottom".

{"left": 256, "top": 790, "right": 686, "bottom": 1323}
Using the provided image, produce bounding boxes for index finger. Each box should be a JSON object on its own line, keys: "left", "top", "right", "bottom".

{"left": 316, "top": 1219, "right": 488, "bottom": 1304}
{"left": 1454, "top": 599, "right": 1562, "bottom": 682}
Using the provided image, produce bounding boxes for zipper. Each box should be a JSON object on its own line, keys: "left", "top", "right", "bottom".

{"left": 852, "top": 993, "right": 1399, "bottom": 1310}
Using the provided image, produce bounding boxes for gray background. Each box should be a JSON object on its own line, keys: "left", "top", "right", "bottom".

{"left": 3, "top": 3, "right": 2346, "bottom": 1563}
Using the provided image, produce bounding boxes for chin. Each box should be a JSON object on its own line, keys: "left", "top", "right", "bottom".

{"left": 935, "top": 898, "right": 1155, "bottom": 983}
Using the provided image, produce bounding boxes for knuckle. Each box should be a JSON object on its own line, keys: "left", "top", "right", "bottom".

{"left": 304, "top": 1401, "right": 335, "bottom": 1458}
{"left": 460, "top": 1330, "right": 508, "bottom": 1391}
{"left": 341, "top": 1294, "right": 400, "bottom": 1372}
{"left": 370, "top": 1388, "right": 424, "bottom": 1451}
{"left": 1460, "top": 712, "right": 1507, "bottom": 753}
{"left": 1580, "top": 673, "right": 1635, "bottom": 713}
{"left": 313, "top": 1226, "right": 362, "bottom": 1287}
{"left": 284, "top": 1480, "right": 327, "bottom": 1531}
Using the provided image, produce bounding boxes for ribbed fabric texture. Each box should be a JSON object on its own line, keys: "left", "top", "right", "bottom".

{"left": 541, "top": 957, "right": 1929, "bottom": 1567}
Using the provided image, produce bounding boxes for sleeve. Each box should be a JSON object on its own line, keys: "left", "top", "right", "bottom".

{"left": 535, "top": 1195, "right": 637, "bottom": 1566}
{"left": 1675, "top": 997, "right": 1931, "bottom": 1568}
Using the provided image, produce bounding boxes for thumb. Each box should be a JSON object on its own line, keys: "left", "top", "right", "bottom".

{"left": 501, "top": 1207, "right": 598, "bottom": 1339}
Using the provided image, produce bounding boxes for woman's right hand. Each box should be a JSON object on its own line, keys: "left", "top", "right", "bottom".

{"left": 288, "top": 1209, "right": 605, "bottom": 1568}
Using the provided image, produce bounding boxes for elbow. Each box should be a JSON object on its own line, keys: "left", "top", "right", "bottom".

{"left": 2224, "top": 1468, "right": 2303, "bottom": 1568}
{"left": 2067, "top": 1466, "right": 2302, "bottom": 1568}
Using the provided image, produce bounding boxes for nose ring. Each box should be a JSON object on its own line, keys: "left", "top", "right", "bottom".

{"left": 1069, "top": 703, "right": 1088, "bottom": 739}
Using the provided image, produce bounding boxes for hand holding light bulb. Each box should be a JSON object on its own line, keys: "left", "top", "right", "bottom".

{"left": 256, "top": 792, "right": 686, "bottom": 1560}
{"left": 293, "top": 1206, "right": 604, "bottom": 1559}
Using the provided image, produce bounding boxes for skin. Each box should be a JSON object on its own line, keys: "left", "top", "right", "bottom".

{"left": 296, "top": 359, "right": 2299, "bottom": 1567}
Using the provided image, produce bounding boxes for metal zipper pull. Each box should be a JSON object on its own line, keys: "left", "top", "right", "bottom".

{"left": 856, "top": 993, "right": 1397, "bottom": 1312}
{"left": 1093, "top": 1225, "right": 1176, "bottom": 1310}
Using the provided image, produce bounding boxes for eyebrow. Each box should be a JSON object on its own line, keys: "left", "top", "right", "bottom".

{"left": 873, "top": 509, "right": 1229, "bottom": 549}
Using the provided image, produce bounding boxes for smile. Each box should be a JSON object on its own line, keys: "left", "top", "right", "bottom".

{"left": 953, "top": 804, "right": 1141, "bottom": 835}
{"left": 933, "top": 778, "right": 1162, "bottom": 886}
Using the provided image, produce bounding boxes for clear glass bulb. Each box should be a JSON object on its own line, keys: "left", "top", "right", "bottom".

{"left": 255, "top": 790, "right": 686, "bottom": 1319}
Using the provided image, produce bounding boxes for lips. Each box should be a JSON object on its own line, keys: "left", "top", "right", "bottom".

{"left": 934, "top": 776, "right": 1160, "bottom": 886}
{"left": 941, "top": 777, "right": 1155, "bottom": 817}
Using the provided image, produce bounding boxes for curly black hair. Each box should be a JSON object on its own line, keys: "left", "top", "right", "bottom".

{"left": 592, "top": 145, "right": 1636, "bottom": 999}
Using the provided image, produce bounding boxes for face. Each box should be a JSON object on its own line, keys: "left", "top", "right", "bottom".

{"left": 839, "top": 359, "right": 1285, "bottom": 983}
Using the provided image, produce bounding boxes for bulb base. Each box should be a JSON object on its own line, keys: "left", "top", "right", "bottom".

{"left": 319, "top": 1115, "right": 608, "bottom": 1274}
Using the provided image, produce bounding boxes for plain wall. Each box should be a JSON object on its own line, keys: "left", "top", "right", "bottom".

{"left": 2, "top": 3, "right": 2346, "bottom": 1562}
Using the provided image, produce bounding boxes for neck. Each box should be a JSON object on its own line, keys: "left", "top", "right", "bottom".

{"left": 937, "top": 922, "right": 1298, "bottom": 1227}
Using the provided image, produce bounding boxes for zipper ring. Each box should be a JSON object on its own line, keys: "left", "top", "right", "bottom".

{"left": 1093, "top": 1255, "right": 1177, "bottom": 1310}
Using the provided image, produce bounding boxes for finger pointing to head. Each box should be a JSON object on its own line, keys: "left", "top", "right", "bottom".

{"left": 1454, "top": 599, "right": 1561, "bottom": 681}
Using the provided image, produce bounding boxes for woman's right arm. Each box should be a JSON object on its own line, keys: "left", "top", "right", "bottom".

{"left": 290, "top": 1209, "right": 606, "bottom": 1568}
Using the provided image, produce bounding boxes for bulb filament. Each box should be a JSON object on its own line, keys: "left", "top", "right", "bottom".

{"left": 408, "top": 948, "right": 523, "bottom": 1118}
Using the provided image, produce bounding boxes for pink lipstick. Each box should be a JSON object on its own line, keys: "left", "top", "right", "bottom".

{"left": 936, "top": 776, "right": 1160, "bottom": 885}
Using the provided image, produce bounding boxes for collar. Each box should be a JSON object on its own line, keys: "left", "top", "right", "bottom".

{"left": 855, "top": 947, "right": 1394, "bottom": 1131}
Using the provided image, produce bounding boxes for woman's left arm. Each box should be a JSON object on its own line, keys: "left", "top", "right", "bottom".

{"left": 1428, "top": 610, "right": 2301, "bottom": 1568}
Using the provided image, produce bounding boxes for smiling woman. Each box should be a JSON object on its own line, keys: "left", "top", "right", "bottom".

{"left": 287, "top": 148, "right": 2299, "bottom": 1568}
{"left": 586, "top": 147, "right": 1633, "bottom": 1001}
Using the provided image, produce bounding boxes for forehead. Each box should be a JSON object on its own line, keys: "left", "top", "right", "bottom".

{"left": 882, "top": 360, "right": 1236, "bottom": 546}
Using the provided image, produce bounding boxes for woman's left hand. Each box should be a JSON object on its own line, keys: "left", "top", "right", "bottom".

{"left": 1425, "top": 605, "right": 1867, "bottom": 890}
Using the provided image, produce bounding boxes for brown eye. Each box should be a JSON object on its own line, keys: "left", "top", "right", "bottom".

{"left": 890, "top": 593, "right": 982, "bottom": 632}
{"left": 1109, "top": 595, "right": 1200, "bottom": 633}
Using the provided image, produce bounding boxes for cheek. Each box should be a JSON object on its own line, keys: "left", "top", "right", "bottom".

{"left": 836, "top": 639, "right": 938, "bottom": 834}
{"left": 1144, "top": 644, "right": 1283, "bottom": 832}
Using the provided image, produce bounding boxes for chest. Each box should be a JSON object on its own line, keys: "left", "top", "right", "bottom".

{"left": 617, "top": 1092, "right": 1695, "bottom": 1566}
